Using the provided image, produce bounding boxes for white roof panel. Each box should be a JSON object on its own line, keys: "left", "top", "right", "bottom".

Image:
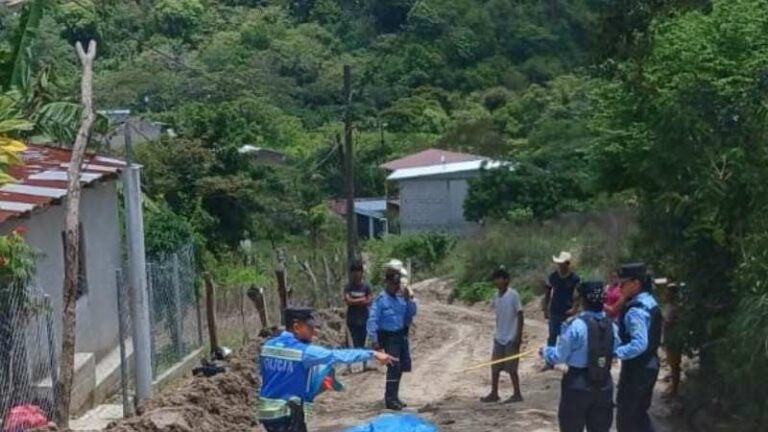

{"left": 28, "top": 170, "right": 102, "bottom": 183}
{"left": 0, "top": 201, "right": 36, "bottom": 212}
{"left": 0, "top": 184, "right": 67, "bottom": 198}
{"left": 387, "top": 160, "right": 508, "bottom": 181}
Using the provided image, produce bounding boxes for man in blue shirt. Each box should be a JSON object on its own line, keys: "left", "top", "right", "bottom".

{"left": 367, "top": 268, "right": 418, "bottom": 411}
{"left": 615, "top": 263, "right": 662, "bottom": 432}
{"left": 543, "top": 252, "right": 581, "bottom": 370}
{"left": 259, "top": 308, "right": 395, "bottom": 432}
{"left": 541, "top": 280, "right": 619, "bottom": 432}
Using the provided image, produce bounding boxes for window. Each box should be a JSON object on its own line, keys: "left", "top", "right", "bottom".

{"left": 61, "top": 223, "right": 88, "bottom": 300}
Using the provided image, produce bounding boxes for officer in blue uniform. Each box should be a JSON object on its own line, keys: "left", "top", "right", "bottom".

{"left": 615, "top": 263, "right": 662, "bottom": 432}
{"left": 541, "top": 280, "right": 619, "bottom": 432}
{"left": 367, "top": 268, "right": 418, "bottom": 411}
{"left": 259, "top": 307, "right": 395, "bottom": 432}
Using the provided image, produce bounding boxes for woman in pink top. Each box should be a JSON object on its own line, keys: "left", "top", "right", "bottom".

{"left": 603, "top": 270, "right": 624, "bottom": 320}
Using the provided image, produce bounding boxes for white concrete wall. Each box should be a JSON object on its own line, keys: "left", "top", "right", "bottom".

{"left": 399, "top": 176, "right": 473, "bottom": 232}
{"left": 1, "top": 179, "right": 123, "bottom": 359}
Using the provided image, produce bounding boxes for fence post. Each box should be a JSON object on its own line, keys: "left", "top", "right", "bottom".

{"left": 195, "top": 282, "right": 204, "bottom": 347}
{"left": 115, "top": 269, "right": 132, "bottom": 417}
{"left": 146, "top": 264, "right": 157, "bottom": 377}
{"left": 171, "top": 254, "right": 185, "bottom": 358}
{"left": 203, "top": 273, "right": 219, "bottom": 354}
{"left": 44, "top": 295, "right": 60, "bottom": 418}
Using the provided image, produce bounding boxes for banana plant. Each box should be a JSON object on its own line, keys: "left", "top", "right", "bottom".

{"left": 0, "top": 94, "right": 31, "bottom": 184}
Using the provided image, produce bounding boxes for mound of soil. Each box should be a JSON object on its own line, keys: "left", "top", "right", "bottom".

{"left": 108, "top": 342, "right": 261, "bottom": 432}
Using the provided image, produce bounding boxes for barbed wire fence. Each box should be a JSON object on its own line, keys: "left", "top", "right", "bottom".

{"left": 0, "top": 282, "right": 58, "bottom": 426}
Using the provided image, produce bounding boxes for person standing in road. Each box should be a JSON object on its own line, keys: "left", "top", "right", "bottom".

{"left": 344, "top": 260, "right": 373, "bottom": 368}
{"left": 367, "top": 267, "right": 418, "bottom": 411}
{"left": 543, "top": 252, "right": 581, "bottom": 370}
{"left": 258, "top": 308, "right": 396, "bottom": 432}
{"left": 615, "top": 263, "right": 662, "bottom": 432}
{"left": 481, "top": 267, "right": 524, "bottom": 404}
{"left": 541, "top": 280, "right": 619, "bottom": 432}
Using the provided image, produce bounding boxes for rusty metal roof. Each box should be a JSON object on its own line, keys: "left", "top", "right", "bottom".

{"left": 0, "top": 145, "right": 126, "bottom": 224}
{"left": 380, "top": 148, "right": 488, "bottom": 171}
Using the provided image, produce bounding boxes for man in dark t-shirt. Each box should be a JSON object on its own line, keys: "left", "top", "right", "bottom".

{"left": 545, "top": 252, "right": 581, "bottom": 353}
{"left": 345, "top": 260, "right": 373, "bottom": 351}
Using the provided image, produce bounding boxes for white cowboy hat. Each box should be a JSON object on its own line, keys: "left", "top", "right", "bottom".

{"left": 383, "top": 259, "right": 409, "bottom": 277}
{"left": 552, "top": 251, "right": 572, "bottom": 264}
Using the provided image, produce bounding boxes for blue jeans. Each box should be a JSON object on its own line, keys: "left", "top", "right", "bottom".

{"left": 548, "top": 314, "right": 566, "bottom": 347}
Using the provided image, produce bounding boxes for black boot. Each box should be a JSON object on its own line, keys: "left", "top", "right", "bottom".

{"left": 385, "top": 381, "right": 403, "bottom": 410}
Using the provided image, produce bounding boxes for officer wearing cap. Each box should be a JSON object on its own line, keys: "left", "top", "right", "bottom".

{"left": 615, "top": 263, "right": 662, "bottom": 432}
{"left": 541, "top": 280, "right": 619, "bottom": 432}
{"left": 259, "top": 307, "right": 395, "bottom": 432}
{"left": 367, "top": 267, "right": 418, "bottom": 411}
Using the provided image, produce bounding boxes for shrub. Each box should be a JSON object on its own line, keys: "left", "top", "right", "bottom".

{"left": 365, "top": 233, "right": 457, "bottom": 286}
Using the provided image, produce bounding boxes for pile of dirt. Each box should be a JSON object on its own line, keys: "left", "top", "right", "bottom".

{"left": 108, "top": 342, "right": 261, "bottom": 432}
{"left": 315, "top": 308, "right": 347, "bottom": 346}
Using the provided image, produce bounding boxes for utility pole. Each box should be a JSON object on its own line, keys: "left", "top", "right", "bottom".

{"left": 122, "top": 117, "right": 153, "bottom": 403}
{"left": 343, "top": 64, "right": 357, "bottom": 269}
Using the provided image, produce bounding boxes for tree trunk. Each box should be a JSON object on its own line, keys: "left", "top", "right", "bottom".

{"left": 56, "top": 40, "right": 97, "bottom": 427}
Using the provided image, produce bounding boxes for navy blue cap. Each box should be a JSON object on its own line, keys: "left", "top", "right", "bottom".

{"left": 578, "top": 280, "right": 605, "bottom": 306}
{"left": 285, "top": 307, "right": 318, "bottom": 327}
{"left": 619, "top": 263, "right": 647, "bottom": 281}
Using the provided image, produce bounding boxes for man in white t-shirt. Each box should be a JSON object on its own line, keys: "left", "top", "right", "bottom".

{"left": 481, "top": 266, "right": 525, "bottom": 403}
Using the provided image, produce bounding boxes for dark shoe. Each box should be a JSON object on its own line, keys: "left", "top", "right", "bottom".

{"left": 504, "top": 394, "right": 524, "bottom": 403}
{"left": 386, "top": 400, "right": 404, "bottom": 411}
{"left": 397, "top": 399, "right": 408, "bottom": 408}
{"left": 480, "top": 394, "right": 500, "bottom": 403}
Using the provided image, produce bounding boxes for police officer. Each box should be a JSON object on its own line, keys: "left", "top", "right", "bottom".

{"left": 259, "top": 307, "right": 395, "bottom": 432}
{"left": 367, "top": 267, "right": 418, "bottom": 411}
{"left": 540, "top": 280, "right": 619, "bottom": 432}
{"left": 615, "top": 263, "right": 662, "bottom": 432}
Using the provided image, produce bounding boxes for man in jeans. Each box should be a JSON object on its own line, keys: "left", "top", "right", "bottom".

{"left": 344, "top": 260, "right": 372, "bottom": 366}
{"left": 481, "top": 267, "right": 524, "bottom": 403}
{"left": 543, "top": 251, "right": 581, "bottom": 371}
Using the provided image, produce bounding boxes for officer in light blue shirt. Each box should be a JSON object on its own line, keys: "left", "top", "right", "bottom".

{"left": 541, "top": 280, "right": 619, "bottom": 432}
{"left": 615, "top": 263, "right": 662, "bottom": 432}
{"left": 259, "top": 308, "right": 395, "bottom": 432}
{"left": 367, "top": 268, "right": 418, "bottom": 410}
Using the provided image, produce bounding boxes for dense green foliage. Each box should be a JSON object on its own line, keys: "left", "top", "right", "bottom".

{"left": 10, "top": 0, "right": 768, "bottom": 424}
{"left": 365, "top": 232, "right": 456, "bottom": 285}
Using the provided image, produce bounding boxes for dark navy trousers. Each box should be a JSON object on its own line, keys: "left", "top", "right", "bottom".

{"left": 558, "top": 368, "right": 614, "bottom": 432}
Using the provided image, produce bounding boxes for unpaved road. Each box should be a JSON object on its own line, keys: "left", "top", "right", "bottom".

{"left": 311, "top": 279, "right": 688, "bottom": 432}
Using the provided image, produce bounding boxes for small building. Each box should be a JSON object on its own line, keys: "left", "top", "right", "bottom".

{"left": 387, "top": 159, "right": 506, "bottom": 233}
{"left": 0, "top": 145, "right": 130, "bottom": 414}
{"left": 329, "top": 198, "right": 392, "bottom": 239}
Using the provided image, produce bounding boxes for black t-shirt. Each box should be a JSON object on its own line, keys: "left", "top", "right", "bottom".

{"left": 548, "top": 271, "right": 580, "bottom": 316}
{"left": 345, "top": 281, "right": 372, "bottom": 326}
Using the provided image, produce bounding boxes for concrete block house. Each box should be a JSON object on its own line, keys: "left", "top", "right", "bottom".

{"left": 0, "top": 145, "right": 129, "bottom": 415}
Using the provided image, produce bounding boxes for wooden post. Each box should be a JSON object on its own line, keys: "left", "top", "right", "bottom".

{"left": 203, "top": 273, "right": 219, "bottom": 354}
{"left": 275, "top": 250, "right": 288, "bottom": 326}
{"left": 343, "top": 64, "right": 357, "bottom": 272}
{"left": 57, "top": 40, "right": 97, "bottom": 427}
{"left": 246, "top": 285, "right": 270, "bottom": 330}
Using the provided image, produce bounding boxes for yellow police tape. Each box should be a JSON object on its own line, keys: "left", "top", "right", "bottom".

{"left": 460, "top": 350, "right": 535, "bottom": 373}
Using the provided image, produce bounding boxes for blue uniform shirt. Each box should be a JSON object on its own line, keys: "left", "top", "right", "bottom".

{"left": 616, "top": 292, "right": 658, "bottom": 360}
{"left": 543, "top": 310, "right": 620, "bottom": 367}
{"left": 259, "top": 331, "right": 374, "bottom": 421}
{"left": 366, "top": 291, "right": 418, "bottom": 344}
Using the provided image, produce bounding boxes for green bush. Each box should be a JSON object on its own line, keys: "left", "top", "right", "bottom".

{"left": 452, "top": 215, "right": 634, "bottom": 304}
{"left": 365, "top": 233, "right": 457, "bottom": 286}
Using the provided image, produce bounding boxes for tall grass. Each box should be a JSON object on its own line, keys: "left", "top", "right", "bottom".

{"left": 451, "top": 211, "right": 635, "bottom": 304}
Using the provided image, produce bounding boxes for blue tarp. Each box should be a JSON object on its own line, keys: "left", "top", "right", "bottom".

{"left": 343, "top": 414, "right": 438, "bottom": 432}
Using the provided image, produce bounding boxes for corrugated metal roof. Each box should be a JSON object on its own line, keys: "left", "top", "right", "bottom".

{"left": 0, "top": 144, "right": 127, "bottom": 224}
{"left": 387, "top": 159, "right": 508, "bottom": 181}
{"left": 328, "top": 198, "right": 389, "bottom": 218}
{"left": 381, "top": 148, "right": 488, "bottom": 171}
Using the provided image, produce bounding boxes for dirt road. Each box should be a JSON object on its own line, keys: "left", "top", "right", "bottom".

{"left": 311, "top": 279, "right": 687, "bottom": 432}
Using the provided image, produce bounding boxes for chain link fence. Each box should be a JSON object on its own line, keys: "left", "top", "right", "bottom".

{"left": 0, "top": 282, "right": 58, "bottom": 426}
{"left": 144, "top": 244, "right": 203, "bottom": 378}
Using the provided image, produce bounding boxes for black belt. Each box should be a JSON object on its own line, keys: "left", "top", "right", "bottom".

{"left": 567, "top": 366, "right": 588, "bottom": 372}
